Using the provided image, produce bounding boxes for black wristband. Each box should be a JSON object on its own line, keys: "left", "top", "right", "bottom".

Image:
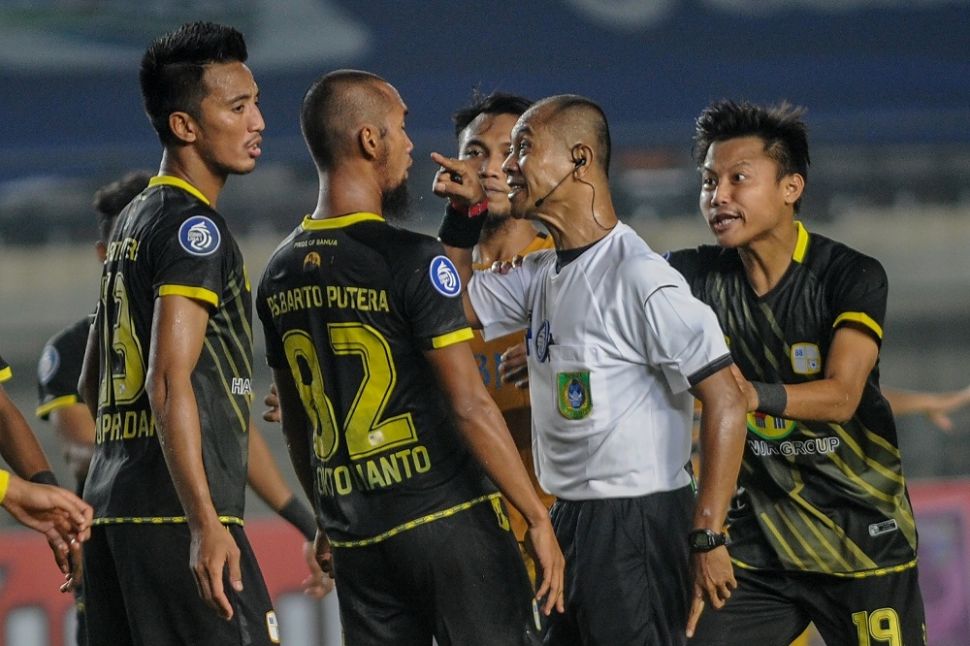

{"left": 437, "top": 203, "right": 487, "bottom": 249}
{"left": 751, "top": 381, "right": 788, "bottom": 417}
{"left": 278, "top": 495, "right": 317, "bottom": 541}
{"left": 29, "top": 470, "right": 59, "bottom": 486}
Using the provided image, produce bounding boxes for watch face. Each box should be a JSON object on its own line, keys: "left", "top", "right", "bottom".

{"left": 689, "top": 530, "right": 724, "bottom": 551}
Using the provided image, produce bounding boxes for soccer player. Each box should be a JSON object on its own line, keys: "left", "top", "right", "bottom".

{"left": 432, "top": 95, "right": 747, "bottom": 645}
{"left": 40, "top": 173, "right": 328, "bottom": 644}
{"left": 257, "top": 69, "right": 564, "bottom": 645}
{"left": 450, "top": 91, "right": 555, "bottom": 568}
{"left": 0, "top": 354, "right": 92, "bottom": 547}
{"left": 77, "top": 22, "right": 279, "bottom": 645}
{"left": 667, "top": 100, "right": 926, "bottom": 645}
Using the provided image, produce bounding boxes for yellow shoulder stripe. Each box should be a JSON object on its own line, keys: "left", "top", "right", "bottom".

{"left": 149, "top": 175, "right": 211, "bottom": 206}
{"left": 792, "top": 220, "right": 810, "bottom": 263}
{"left": 36, "top": 395, "right": 79, "bottom": 418}
{"left": 833, "top": 311, "right": 883, "bottom": 339}
{"left": 0, "top": 469, "right": 9, "bottom": 504}
{"left": 0, "top": 366, "right": 11, "bottom": 383}
{"left": 159, "top": 284, "right": 220, "bottom": 307}
{"left": 432, "top": 327, "right": 474, "bottom": 349}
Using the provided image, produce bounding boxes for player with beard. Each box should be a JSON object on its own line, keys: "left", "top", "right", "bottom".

{"left": 257, "top": 70, "right": 564, "bottom": 646}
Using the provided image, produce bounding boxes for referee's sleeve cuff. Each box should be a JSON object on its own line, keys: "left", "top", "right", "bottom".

{"left": 687, "top": 353, "right": 734, "bottom": 388}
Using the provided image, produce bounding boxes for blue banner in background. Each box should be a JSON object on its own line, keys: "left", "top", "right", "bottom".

{"left": 0, "top": 0, "right": 967, "bottom": 153}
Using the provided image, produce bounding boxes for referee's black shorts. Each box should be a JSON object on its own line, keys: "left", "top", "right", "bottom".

{"left": 83, "top": 523, "right": 278, "bottom": 646}
{"left": 333, "top": 497, "right": 543, "bottom": 646}
{"left": 688, "top": 563, "right": 926, "bottom": 645}
{"left": 544, "top": 485, "right": 694, "bottom": 646}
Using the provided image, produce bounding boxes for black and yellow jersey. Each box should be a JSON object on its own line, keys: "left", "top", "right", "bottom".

{"left": 86, "top": 175, "right": 253, "bottom": 525}
{"left": 257, "top": 212, "right": 494, "bottom": 547}
{"left": 667, "top": 221, "right": 917, "bottom": 576}
{"left": 0, "top": 354, "right": 12, "bottom": 383}
{"left": 36, "top": 315, "right": 92, "bottom": 420}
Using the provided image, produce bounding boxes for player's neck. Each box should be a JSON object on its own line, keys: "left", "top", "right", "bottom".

{"left": 475, "top": 217, "right": 539, "bottom": 266}
{"left": 158, "top": 151, "right": 226, "bottom": 208}
{"left": 313, "top": 166, "right": 384, "bottom": 219}
{"left": 738, "top": 220, "right": 799, "bottom": 296}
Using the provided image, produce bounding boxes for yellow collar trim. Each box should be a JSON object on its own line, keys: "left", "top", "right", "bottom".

{"left": 149, "top": 175, "right": 211, "bottom": 206}
{"left": 301, "top": 212, "right": 384, "bottom": 230}
{"left": 792, "top": 220, "right": 810, "bottom": 263}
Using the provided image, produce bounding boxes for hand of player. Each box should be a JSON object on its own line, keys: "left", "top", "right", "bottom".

{"left": 262, "top": 383, "right": 281, "bottom": 423}
{"left": 313, "top": 528, "right": 335, "bottom": 579}
{"left": 190, "top": 521, "right": 242, "bottom": 621}
{"left": 525, "top": 519, "right": 566, "bottom": 616}
{"left": 729, "top": 364, "right": 758, "bottom": 412}
{"left": 2, "top": 475, "right": 92, "bottom": 540}
{"left": 59, "top": 544, "right": 84, "bottom": 594}
{"left": 301, "top": 539, "right": 335, "bottom": 599}
{"left": 498, "top": 342, "right": 530, "bottom": 389}
{"left": 489, "top": 255, "right": 524, "bottom": 275}
{"left": 430, "top": 152, "right": 486, "bottom": 206}
{"left": 925, "top": 385, "right": 970, "bottom": 432}
{"left": 686, "top": 546, "right": 736, "bottom": 638}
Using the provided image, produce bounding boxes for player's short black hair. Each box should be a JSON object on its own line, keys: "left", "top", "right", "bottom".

{"left": 140, "top": 22, "right": 248, "bottom": 146}
{"left": 301, "top": 69, "right": 388, "bottom": 170}
{"left": 92, "top": 171, "right": 152, "bottom": 242}
{"left": 693, "top": 100, "right": 810, "bottom": 211}
{"left": 452, "top": 91, "right": 533, "bottom": 139}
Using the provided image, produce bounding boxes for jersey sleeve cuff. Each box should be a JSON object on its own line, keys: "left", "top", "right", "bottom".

{"left": 430, "top": 327, "right": 474, "bottom": 349}
{"left": 832, "top": 311, "right": 883, "bottom": 341}
{"left": 0, "top": 366, "right": 11, "bottom": 383}
{"left": 35, "top": 394, "right": 79, "bottom": 420}
{"left": 687, "top": 353, "right": 734, "bottom": 388}
{"left": 158, "top": 284, "right": 220, "bottom": 307}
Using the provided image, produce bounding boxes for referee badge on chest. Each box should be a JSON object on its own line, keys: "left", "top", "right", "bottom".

{"left": 557, "top": 371, "right": 592, "bottom": 419}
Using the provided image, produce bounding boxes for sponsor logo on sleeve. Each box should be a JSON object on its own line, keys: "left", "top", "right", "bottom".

{"left": 178, "top": 215, "right": 221, "bottom": 256}
{"left": 790, "top": 342, "right": 822, "bottom": 375}
{"left": 429, "top": 255, "right": 461, "bottom": 297}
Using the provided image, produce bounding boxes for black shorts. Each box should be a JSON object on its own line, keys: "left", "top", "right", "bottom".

{"left": 83, "top": 523, "right": 278, "bottom": 646}
{"left": 688, "top": 564, "right": 926, "bottom": 645}
{"left": 544, "top": 486, "right": 694, "bottom": 646}
{"left": 332, "top": 497, "right": 542, "bottom": 646}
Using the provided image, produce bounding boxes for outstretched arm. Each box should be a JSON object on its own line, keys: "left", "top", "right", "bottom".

{"left": 425, "top": 341, "right": 564, "bottom": 616}
{"left": 0, "top": 384, "right": 54, "bottom": 480}
{"left": 148, "top": 295, "right": 241, "bottom": 621}
{"left": 883, "top": 385, "right": 970, "bottom": 432}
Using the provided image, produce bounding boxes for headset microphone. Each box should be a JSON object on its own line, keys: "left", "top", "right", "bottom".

{"left": 534, "top": 158, "right": 586, "bottom": 208}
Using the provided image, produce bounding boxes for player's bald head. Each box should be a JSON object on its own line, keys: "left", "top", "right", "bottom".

{"left": 523, "top": 94, "right": 611, "bottom": 175}
{"left": 301, "top": 69, "right": 397, "bottom": 170}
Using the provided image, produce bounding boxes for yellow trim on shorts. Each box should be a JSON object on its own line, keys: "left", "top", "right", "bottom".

{"left": 149, "top": 175, "right": 211, "bottom": 206}
{"left": 0, "top": 469, "right": 10, "bottom": 504}
{"left": 36, "top": 394, "right": 79, "bottom": 418}
{"left": 431, "top": 327, "right": 474, "bottom": 349}
{"left": 93, "top": 515, "right": 244, "bottom": 526}
{"left": 329, "top": 493, "right": 501, "bottom": 548}
{"left": 731, "top": 556, "right": 917, "bottom": 578}
{"left": 0, "top": 366, "right": 12, "bottom": 383}
{"left": 159, "top": 284, "right": 220, "bottom": 307}
{"left": 301, "top": 212, "right": 383, "bottom": 230}
{"left": 833, "top": 311, "right": 884, "bottom": 339}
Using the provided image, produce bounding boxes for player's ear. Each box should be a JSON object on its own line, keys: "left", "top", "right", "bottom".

{"left": 169, "top": 111, "right": 198, "bottom": 144}
{"left": 782, "top": 173, "right": 805, "bottom": 207}
{"left": 358, "top": 124, "right": 380, "bottom": 161}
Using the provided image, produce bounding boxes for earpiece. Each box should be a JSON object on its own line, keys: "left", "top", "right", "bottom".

{"left": 574, "top": 158, "right": 586, "bottom": 168}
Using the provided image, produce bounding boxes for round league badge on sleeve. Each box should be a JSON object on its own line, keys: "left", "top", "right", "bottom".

{"left": 37, "top": 344, "right": 60, "bottom": 385}
{"left": 429, "top": 255, "right": 462, "bottom": 297}
{"left": 178, "top": 215, "right": 221, "bottom": 256}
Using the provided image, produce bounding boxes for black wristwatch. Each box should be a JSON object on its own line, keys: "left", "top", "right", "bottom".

{"left": 688, "top": 529, "right": 727, "bottom": 553}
